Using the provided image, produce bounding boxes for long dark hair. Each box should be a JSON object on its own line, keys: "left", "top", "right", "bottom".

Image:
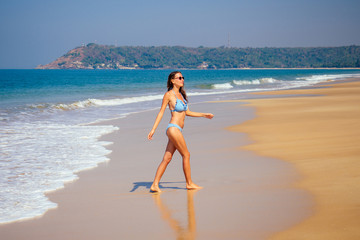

{"left": 167, "top": 71, "right": 188, "bottom": 102}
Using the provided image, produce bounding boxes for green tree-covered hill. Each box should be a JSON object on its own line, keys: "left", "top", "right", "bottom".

{"left": 36, "top": 44, "right": 360, "bottom": 69}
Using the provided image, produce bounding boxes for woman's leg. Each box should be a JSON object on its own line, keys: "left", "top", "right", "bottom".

{"left": 166, "top": 128, "right": 202, "bottom": 190}
{"left": 150, "top": 140, "right": 176, "bottom": 192}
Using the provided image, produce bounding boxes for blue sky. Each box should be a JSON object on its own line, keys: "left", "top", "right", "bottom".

{"left": 1, "top": 0, "right": 359, "bottom": 68}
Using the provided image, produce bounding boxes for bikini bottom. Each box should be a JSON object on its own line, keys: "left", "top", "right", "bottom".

{"left": 166, "top": 123, "right": 183, "bottom": 135}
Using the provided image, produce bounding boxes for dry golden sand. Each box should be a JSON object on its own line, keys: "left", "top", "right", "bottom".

{"left": 227, "top": 79, "right": 360, "bottom": 239}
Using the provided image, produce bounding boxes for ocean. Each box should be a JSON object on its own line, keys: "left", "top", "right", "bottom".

{"left": 1, "top": 68, "right": 360, "bottom": 224}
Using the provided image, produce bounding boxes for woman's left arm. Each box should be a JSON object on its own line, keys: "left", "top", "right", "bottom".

{"left": 186, "top": 109, "right": 214, "bottom": 119}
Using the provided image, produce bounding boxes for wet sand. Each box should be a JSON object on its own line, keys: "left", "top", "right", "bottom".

{"left": 228, "top": 79, "right": 360, "bottom": 239}
{"left": 0, "top": 100, "right": 311, "bottom": 239}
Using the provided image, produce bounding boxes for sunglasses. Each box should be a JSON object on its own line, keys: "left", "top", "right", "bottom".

{"left": 175, "top": 77, "right": 185, "bottom": 80}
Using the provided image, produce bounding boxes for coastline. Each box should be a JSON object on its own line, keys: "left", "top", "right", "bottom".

{"left": 227, "top": 78, "right": 360, "bottom": 239}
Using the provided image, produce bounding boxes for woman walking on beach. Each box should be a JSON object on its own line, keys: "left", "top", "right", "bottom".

{"left": 148, "top": 71, "right": 214, "bottom": 192}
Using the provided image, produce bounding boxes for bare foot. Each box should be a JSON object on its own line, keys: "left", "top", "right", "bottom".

{"left": 186, "top": 182, "right": 203, "bottom": 190}
{"left": 150, "top": 184, "right": 161, "bottom": 193}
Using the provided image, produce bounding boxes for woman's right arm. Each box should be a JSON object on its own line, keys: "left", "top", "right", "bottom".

{"left": 148, "top": 92, "right": 170, "bottom": 140}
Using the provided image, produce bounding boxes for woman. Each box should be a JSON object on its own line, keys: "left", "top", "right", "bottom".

{"left": 148, "top": 71, "right": 214, "bottom": 192}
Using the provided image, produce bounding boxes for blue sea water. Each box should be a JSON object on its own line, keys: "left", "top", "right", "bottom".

{"left": 1, "top": 68, "right": 360, "bottom": 224}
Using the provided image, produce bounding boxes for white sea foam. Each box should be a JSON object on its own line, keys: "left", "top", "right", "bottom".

{"left": 233, "top": 78, "right": 279, "bottom": 85}
{"left": 287, "top": 73, "right": 359, "bottom": 89}
{"left": 296, "top": 73, "right": 360, "bottom": 82}
{"left": 211, "top": 82, "right": 234, "bottom": 89}
{"left": 190, "top": 73, "right": 359, "bottom": 96}
{"left": 210, "top": 78, "right": 279, "bottom": 91}
{"left": 0, "top": 122, "right": 118, "bottom": 224}
{"left": 31, "top": 94, "right": 165, "bottom": 111}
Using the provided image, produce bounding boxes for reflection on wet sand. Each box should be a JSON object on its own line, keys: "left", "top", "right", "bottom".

{"left": 152, "top": 190, "right": 198, "bottom": 240}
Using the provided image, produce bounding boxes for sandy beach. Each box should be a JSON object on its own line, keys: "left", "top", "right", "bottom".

{"left": 228, "top": 78, "right": 360, "bottom": 239}
{"left": 1, "top": 78, "right": 359, "bottom": 239}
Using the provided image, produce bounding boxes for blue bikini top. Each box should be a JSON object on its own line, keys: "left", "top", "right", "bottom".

{"left": 170, "top": 90, "right": 188, "bottom": 112}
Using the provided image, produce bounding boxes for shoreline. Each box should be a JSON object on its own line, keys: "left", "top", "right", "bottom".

{"left": 227, "top": 78, "right": 360, "bottom": 239}
{"left": 0, "top": 98, "right": 312, "bottom": 239}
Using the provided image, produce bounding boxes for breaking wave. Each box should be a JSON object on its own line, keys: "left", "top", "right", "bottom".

{"left": 211, "top": 82, "right": 234, "bottom": 89}
{"left": 233, "top": 78, "right": 279, "bottom": 85}
{"left": 31, "top": 94, "right": 164, "bottom": 111}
